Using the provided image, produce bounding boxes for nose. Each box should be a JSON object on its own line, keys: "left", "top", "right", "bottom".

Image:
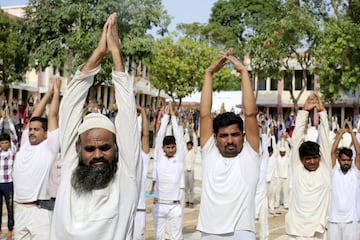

{"left": 93, "top": 148, "right": 104, "bottom": 159}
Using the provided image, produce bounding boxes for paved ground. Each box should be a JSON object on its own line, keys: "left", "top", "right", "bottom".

{"left": 144, "top": 149, "right": 288, "bottom": 240}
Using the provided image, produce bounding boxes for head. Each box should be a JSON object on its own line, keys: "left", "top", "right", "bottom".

{"left": 72, "top": 113, "right": 118, "bottom": 194}
{"left": 162, "top": 136, "right": 176, "bottom": 158}
{"left": 28, "top": 116, "right": 48, "bottom": 145}
{"left": 0, "top": 133, "right": 11, "bottom": 151}
{"left": 299, "top": 141, "right": 320, "bottom": 171}
{"left": 279, "top": 146, "right": 286, "bottom": 157}
{"left": 268, "top": 146, "right": 273, "bottom": 157}
{"left": 337, "top": 147, "right": 353, "bottom": 173}
{"left": 186, "top": 140, "right": 194, "bottom": 151}
{"left": 213, "top": 112, "right": 244, "bottom": 158}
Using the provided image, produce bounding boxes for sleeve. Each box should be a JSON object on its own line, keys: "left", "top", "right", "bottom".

{"left": 112, "top": 70, "right": 141, "bottom": 180}
{"left": 171, "top": 115, "right": 184, "bottom": 167}
{"left": 318, "top": 111, "right": 332, "bottom": 173}
{"left": 155, "top": 114, "right": 169, "bottom": 162}
{"left": 59, "top": 65, "right": 101, "bottom": 171}
{"left": 47, "top": 128, "right": 60, "bottom": 155}
{"left": 7, "top": 118, "right": 19, "bottom": 152}
{"left": 192, "top": 130, "right": 198, "bottom": 154}
{"left": 291, "top": 110, "right": 309, "bottom": 171}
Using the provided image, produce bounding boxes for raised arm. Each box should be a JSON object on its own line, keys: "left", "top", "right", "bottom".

{"left": 315, "top": 93, "right": 332, "bottom": 172}
{"left": 26, "top": 85, "right": 53, "bottom": 130}
{"left": 345, "top": 121, "right": 360, "bottom": 170}
{"left": 291, "top": 93, "right": 316, "bottom": 170}
{"left": 199, "top": 55, "right": 227, "bottom": 147}
{"left": 137, "top": 105, "right": 150, "bottom": 154}
{"left": 1, "top": 107, "right": 18, "bottom": 151}
{"left": 48, "top": 77, "right": 61, "bottom": 131}
{"left": 227, "top": 55, "right": 259, "bottom": 153}
{"left": 106, "top": 13, "right": 124, "bottom": 72}
{"left": 331, "top": 128, "right": 345, "bottom": 167}
{"left": 81, "top": 18, "right": 110, "bottom": 73}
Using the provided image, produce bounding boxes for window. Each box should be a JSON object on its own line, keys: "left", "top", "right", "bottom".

{"left": 270, "top": 78, "right": 278, "bottom": 90}
{"left": 306, "top": 71, "right": 314, "bottom": 90}
{"left": 295, "top": 70, "right": 303, "bottom": 90}
{"left": 258, "top": 76, "right": 266, "bottom": 91}
{"left": 283, "top": 72, "right": 292, "bottom": 91}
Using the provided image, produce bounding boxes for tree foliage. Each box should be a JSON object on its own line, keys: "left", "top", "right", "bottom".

{"left": 0, "top": 10, "right": 29, "bottom": 87}
{"left": 145, "top": 36, "right": 235, "bottom": 102}
{"left": 22, "top": 0, "right": 170, "bottom": 83}
{"left": 314, "top": 0, "right": 360, "bottom": 103}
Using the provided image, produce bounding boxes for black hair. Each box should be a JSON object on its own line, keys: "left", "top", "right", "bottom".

{"left": 0, "top": 133, "right": 10, "bottom": 142}
{"left": 30, "top": 116, "right": 48, "bottom": 131}
{"left": 213, "top": 112, "right": 243, "bottom": 135}
{"left": 186, "top": 140, "right": 193, "bottom": 146}
{"left": 268, "top": 146, "right": 273, "bottom": 153}
{"left": 299, "top": 141, "right": 320, "bottom": 160}
{"left": 163, "top": 136, "right": 176, "bottom": 146}
{"left": 338, "top": 147, "right": 353, "bottom": 159}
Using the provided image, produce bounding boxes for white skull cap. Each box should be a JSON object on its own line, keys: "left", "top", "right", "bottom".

{"left": 78, "top": 113, "right": 116, "bottom": 135}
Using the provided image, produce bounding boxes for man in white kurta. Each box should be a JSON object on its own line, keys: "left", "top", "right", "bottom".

{"left": 285, "top": 93, "right": 332, "bottom": 239}
{"left": 51, "top": 14, "right": 141, "bottom": 240}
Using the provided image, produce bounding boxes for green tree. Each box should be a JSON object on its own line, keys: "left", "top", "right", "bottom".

{"left": 246, "top": 0, "right": 323, "bottom": 111}
{"left": 22, "top": 0, "right": 170, "bottom": 83}
{"left": 145, "top": 36, "right": 235, "bottom": 103}
{"left": 0, "top": 9, "right": 29, "bottom": 89}
{"left": 314, "top": 0, "right": 360, "bottom": 103}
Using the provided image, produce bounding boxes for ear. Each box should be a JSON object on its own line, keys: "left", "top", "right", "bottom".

{"left": 76, "top": 139, "right": 81, "bottom": 154}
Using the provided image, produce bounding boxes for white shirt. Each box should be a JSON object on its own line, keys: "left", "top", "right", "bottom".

{"left": 329, "top": 165, "right": 360, "bottom": 223}
{"left": 197, "top": 137, "right": 260, "bottom": 234}
{"left": 13, "top": 128, "right": 59, "bottom": 202}
{"left": 275, "top": 155, "right": 289, "bottom": 178}
{"left": 51, "top": 66, "right": 142, "bottom": 240}
{"left": 154, "top": 114, "right": 183, "bottom": 201}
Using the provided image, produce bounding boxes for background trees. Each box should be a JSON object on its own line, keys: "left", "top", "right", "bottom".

{"left": 21, "top": 0, "right": 170, "bottom": 83}
{"left": 0, "top": 9, "right": 29, "bottom": 91}
{"left": 145, "top": 36, "right": 235, "bottom": 103}
{"left": 1, "top": 0, "right": 359, "bottom": 106}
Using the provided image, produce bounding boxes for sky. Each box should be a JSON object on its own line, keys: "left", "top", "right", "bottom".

{"left": 0, "top": 0, "right": 217, "bottom": 32}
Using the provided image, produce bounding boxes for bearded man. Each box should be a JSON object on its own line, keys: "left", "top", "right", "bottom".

{"left": 51, "top": 13, "right": 142, "bottom": 240}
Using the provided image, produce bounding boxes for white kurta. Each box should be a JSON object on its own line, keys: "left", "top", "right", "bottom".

{"left": 285, "top": 110, "right": 332, "bottom": 237}
{"left": 51, "top": 66, "right": 142, "bottom": 240}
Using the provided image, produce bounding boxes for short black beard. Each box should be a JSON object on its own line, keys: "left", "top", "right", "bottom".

{"left": 340, "top": 164, "right": 351, "bottom": 173}
{"left": 71, "top": 156, "right": 118, "bottom": 194}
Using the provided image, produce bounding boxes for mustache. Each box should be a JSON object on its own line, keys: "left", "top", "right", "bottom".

{"left": 89, "top": 158, "right": 110, "bottom": 165}
{"left": 225, "top": 143, "right": 235, "bottom": 147}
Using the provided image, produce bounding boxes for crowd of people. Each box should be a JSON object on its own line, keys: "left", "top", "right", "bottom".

{"left": 0, "top": 13, "right": 359, "bottom": 240}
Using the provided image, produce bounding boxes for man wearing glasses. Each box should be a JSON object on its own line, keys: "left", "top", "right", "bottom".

{"left": 285, "top": 93, "right": 332, "bottom": 240}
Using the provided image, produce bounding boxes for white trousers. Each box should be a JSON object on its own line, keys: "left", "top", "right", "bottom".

{"left": 258, "top": 197, "right": 269, "bottom": 240}
{"left": 201, "top": 230, "right": 255, "bottom": 240}
{"left": 328, "top": 221, "right": 358, "bottom": 240}
{"left": 275, "top": 177, "right": 289, "bottom": 208}
{"left": 287, "top": 231, "right": 326, "bottom": 240}
{"left": 152, "top": 203, "right": 182, "bottom": 240}
{"left": 14, "top": 203, "right": 51, "bottom": 240}
{"left": 133, "top": 210, "right": 146, "bottom": 240}
{"left": 267, "top": 181, "right": 277, "bottom": 211}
